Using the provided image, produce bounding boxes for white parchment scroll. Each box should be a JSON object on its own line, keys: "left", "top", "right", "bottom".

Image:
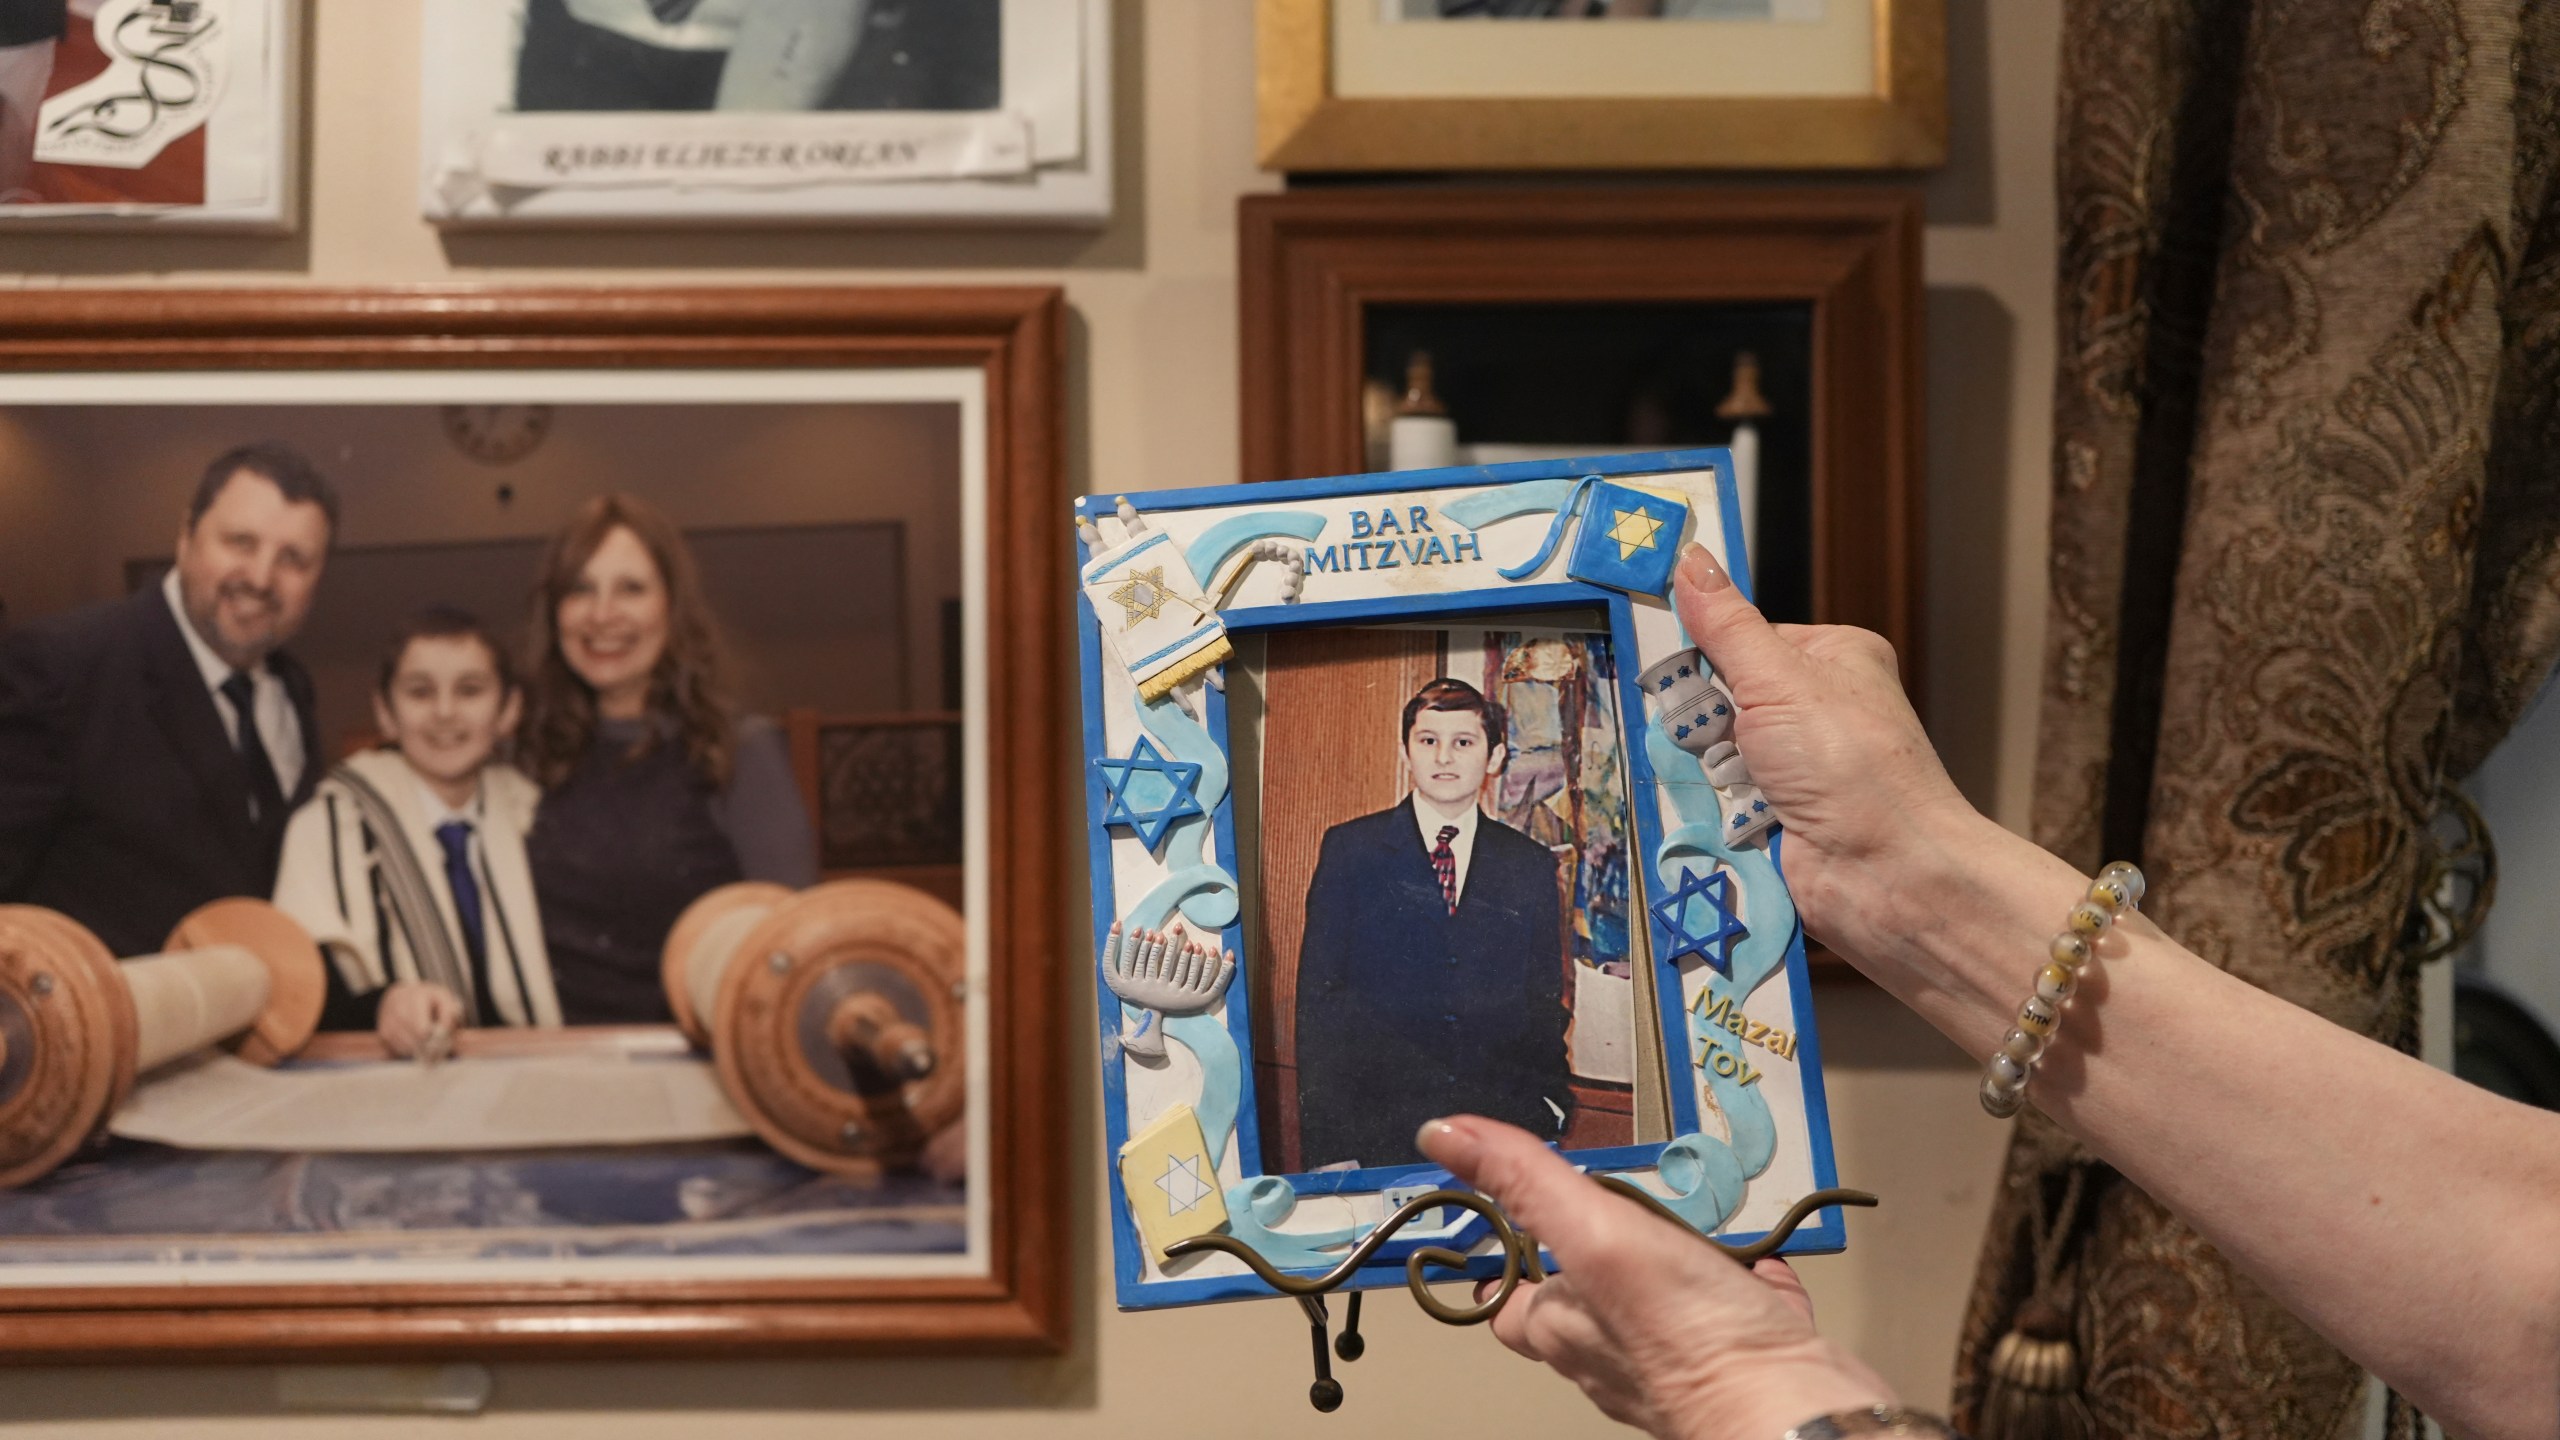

{"left": 111, "top": 1051, "right": 754, "bottom": 1153}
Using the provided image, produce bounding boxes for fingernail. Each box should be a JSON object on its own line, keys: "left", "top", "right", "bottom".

{"left": 1677, "top": 542, "right": 1730, "bottom": 592}
{"left": 1415, "top": 1117, "right": 1470, "bottom": 1164}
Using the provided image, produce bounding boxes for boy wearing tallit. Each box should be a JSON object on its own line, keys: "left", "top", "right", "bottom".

{"left": 273, "top": 607, "right": 562, "bottom": 1058}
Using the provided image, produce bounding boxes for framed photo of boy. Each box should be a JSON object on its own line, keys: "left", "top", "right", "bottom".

{"left": 419, "top": 0, "right": 1111, "bottom": 226}
{"left": 0, "top": 286, "right": 1066, "bottom": 1359}
{"left": 1075, "top": 450, "right": 1846, "bottom": 1312}
{"left": 0, "top": 0, "right": 302, "bottom": 231}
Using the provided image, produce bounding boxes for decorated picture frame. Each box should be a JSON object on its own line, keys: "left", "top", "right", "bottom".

{"left": 1075, "top": 449, "right": 1844, "bottom": 1311}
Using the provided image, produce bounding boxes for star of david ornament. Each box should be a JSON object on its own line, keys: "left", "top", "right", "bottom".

{"left": 1109, "top": 564, "right": 1179, "bottom": 628}
{"left": 1650, "top": 865, "right": 1749, "bottom": 975}
{"left": 1604, "top": 506, "right": 1666, "bottom": 560}
{"left": 1156, "top": 1152, "right": 1216, "bottom": 1215}
{"left": 1094, "top": 736, "right": 1206, "bottom": 852}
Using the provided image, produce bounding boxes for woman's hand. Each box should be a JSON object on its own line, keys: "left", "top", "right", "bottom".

{"left": 377, "top": 981, "right": 465, "bottom": 1059}
{"left": 1420, "top": 1115, "right": 1892, "bottom": 1440}
{"left": 1672, "top": 544, "right": 1982, "bottom": 964}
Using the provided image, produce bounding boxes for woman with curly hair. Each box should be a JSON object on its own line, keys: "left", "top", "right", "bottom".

{"left": 520, "top": 494, "right": 817, "bottom": 1025}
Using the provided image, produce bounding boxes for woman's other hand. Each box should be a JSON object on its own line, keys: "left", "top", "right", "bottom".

{"left": 377, "top": 981, "right": 466, "bottom": 1059}
{"left": 1420, "top": 1115, "right": 1891, "bottom": 1440}
{"left": 1672, "top": 543, "right": 1980, "bottom": 964}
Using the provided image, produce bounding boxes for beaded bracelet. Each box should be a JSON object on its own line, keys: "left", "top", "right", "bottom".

{"left": 1980, "top": 860, "right": 2145, "bottom": 1119}
{"left": 1783, "top": 1403, "right": 1966, "bottom": 1438}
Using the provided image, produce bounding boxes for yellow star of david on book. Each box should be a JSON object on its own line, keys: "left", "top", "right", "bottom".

{"left": 1109, "top": 564, "right": 1180, "bottom": 628}
{"left": 1604, "top": 506, "right": 1667, "bottom": 561}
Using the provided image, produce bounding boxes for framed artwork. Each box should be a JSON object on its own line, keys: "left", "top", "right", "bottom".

{"left": 0, "top": 286, "right": 1066, "bottom": 1359}
{"left": 420, "top": 0, "right": 1111, "bottom": 227}
{"left": 782, "top": 709, "right": 968, "bottom": 910}
{"left": 1242, "top": 185, "right": 1924, "bottom": 699}
{"left": 0, "top": 0, "right": 301, "bottom": 230}
{"left": 1255, "top": 0, "right": 1943, "bottom": 171}
{"left": 1074, "top": 450, "right": 1844, "bottom": 1312}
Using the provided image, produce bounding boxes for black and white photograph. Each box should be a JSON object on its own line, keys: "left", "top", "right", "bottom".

{"left": 510, "top": 0, "right": 998, "bottom": 115}
{"left": 421, "top": 0, "right": 1108, "bottom": 224}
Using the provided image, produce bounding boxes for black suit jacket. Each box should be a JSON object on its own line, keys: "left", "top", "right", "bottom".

{"left": 1294, "top": 798, "right": 1568, "bottom": 1170}
{"left": 0, "top": 588, "right": 318, "bottom": 956}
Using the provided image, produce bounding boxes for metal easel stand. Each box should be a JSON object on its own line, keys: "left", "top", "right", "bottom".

{"left": 1167, "top": 1180, "right": 1879, "bottom": 1412}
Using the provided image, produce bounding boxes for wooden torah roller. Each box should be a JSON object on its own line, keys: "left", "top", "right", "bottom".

{"left": 662, "top": 879, "right": 966, "bottom": 1177}
{"left": 0, "top": 899, "right": 326, "bottom": 1188}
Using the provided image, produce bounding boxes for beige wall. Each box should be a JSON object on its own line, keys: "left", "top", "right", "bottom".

{"left": 0, "top": 0, "right": 2057, "bottom": 1433}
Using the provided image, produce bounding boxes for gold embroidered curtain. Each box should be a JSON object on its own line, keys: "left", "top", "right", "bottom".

{"left": 1955, "top": 1, "right": 2560, "bottom": 1434}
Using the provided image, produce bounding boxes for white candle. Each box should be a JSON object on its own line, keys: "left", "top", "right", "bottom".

{"left": 1728, "top": 419, "right": 1759, "bottom": 559}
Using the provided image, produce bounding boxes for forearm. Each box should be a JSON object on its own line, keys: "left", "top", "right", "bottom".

{"left": 1839, "top": 809, "right": 2560, "bottom": 1440}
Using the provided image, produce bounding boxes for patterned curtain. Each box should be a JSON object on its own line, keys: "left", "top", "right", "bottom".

{"left": 1954, "top": 1, "right": 2560, "bottom": 1435}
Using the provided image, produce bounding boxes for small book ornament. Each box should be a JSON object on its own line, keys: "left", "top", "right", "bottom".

{"left": 1501, "top": 475, "right": 1691, "bottom": 597}
{"left": 1119, "top": 1104, "right": 1230, "bottom": 1257}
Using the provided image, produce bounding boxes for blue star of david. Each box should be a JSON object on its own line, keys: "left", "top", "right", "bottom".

{"left": 1677, "top": 663, "right": 1693, "bottom": 679}
{"left": 1649, "top": 865, "right": 1749, "bottom": 975}
{"left": 1674, "top": 722, "right": 1693, "bottom": 741}
{"left": 1657, "top": 674, "right": 1677, "bottom": 692}
{"left": 1093, "top": 736, "right": 1206, "bottom": 852}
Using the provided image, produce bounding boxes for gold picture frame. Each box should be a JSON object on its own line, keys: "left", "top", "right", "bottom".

{"left": 1256, "top": 0, "right": 1945, "bottom": 171}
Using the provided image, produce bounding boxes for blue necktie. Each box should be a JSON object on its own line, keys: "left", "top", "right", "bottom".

{"left": 435, "top": 820, "right": 488, "bottom": 1007}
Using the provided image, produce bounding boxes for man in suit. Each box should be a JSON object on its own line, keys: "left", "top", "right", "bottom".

{"left": 0, "top": 442, "right": 336, "bottom": 956}
{"left": 1294, "top": 677, "right": 1568, "bottom": 1171}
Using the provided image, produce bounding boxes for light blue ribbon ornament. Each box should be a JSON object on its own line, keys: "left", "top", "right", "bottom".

{"left": 1115, "top": 693, "right": 1245, "bottom": 1169}
{"left": 1626, "top": 679, "right": 1798, "bottom": 1234}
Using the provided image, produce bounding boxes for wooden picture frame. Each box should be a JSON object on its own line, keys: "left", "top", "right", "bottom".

{"left": 0, "top": 286, "right": 1068, "bottom": 1360}
{"left": 1255, "top": 0, "right": 1945, "bottom": 172}
{"left": 1241, "top": 186, "right": 1924, "bottom": 697}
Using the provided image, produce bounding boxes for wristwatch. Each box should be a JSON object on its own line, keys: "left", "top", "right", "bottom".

{"left": 1782, "top": 1404, "right": 1966, "bottom": 1439}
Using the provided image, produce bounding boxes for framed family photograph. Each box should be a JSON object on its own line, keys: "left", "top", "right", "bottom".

{"left": 0, "top": 0, "right": 301, "bottom": 230}
{"left": 420, "top": 0, "right": 1111, "bottom": 227}
{"left": 1256, "top": 0, "right": 1943, "bottom": 170}
{"left": 0, "top": 286, "right": 1067, "bottom": 1359}
{"left": 1074, "top": 450, "right": 1845, "bottom": 1313}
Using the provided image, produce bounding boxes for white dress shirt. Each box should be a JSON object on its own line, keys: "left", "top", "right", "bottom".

{"left": 1411, "top": 796, "right": 1483, "bottom": 905}
{"left": 417, "top": 778, "right": 484, "bottom": 846}
{"left": 162, "top": 570, "right": 306, "bottom": 801}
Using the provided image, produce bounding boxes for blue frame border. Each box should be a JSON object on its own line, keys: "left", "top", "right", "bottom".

{"left": 1078, "top": 449, "right": 1845, "bottom": 1309}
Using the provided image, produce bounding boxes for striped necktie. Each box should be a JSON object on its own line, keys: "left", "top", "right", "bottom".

{"left": 1432, "top": 824, "right": 1460, "bottom": 915}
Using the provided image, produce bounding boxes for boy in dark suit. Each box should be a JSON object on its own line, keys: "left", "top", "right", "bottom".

{"left": 0, "top": 442, "right": 335, "bottom": 956}
{"left": 1294, "top": 678, "right": 1568, "bottom": 1171}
